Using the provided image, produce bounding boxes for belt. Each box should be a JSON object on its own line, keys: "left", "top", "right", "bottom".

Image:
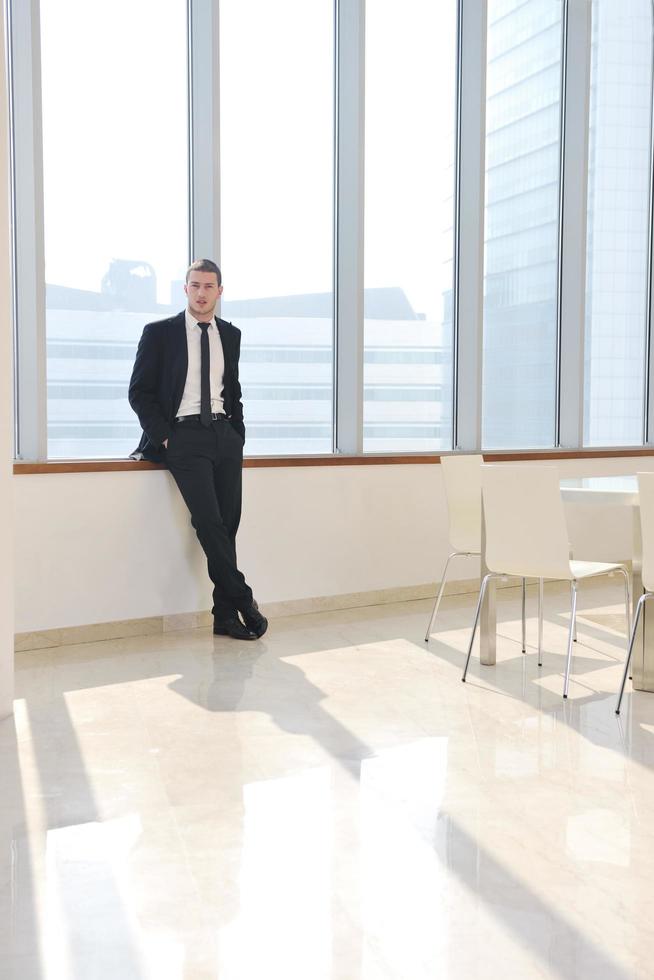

{"left": 175, "top": 413, "right": 229, "bottom": 423}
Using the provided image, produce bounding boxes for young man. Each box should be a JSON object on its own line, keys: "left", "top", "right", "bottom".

{"left": 129, "top": 258, "right": 267, "bottom": 641}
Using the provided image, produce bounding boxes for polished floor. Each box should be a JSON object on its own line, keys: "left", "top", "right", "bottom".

{"left": 2, "top": 580, "right": 654, "bottom": 979}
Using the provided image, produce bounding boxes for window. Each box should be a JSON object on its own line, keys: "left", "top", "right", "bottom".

{"left": 39, "top": 0, "right": 189, "bottom": 459}
{"left": 12, "top": 1, "right": 654, "bottom": 463}
{"left": 363, "top": 0, "right": 457, "bottom": 452}
{"left": 584, "top": 0, "right": 653, "bottom": 446}
{"left": 219, "top": 0, "right": 335, "bottom": 456}
{"left": 482, "top": 0, "right": 563, "bottom": 449}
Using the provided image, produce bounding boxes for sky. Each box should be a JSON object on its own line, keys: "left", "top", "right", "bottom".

{"left": 40, "top": 0, "right": 457, "bottom": 320}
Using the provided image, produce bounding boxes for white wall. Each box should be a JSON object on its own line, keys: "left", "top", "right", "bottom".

{"left": 0, "top": 8, "right": 14, "bottom": 715}
{"left": 13, "top": 455, "right": 654, "bottom": 634}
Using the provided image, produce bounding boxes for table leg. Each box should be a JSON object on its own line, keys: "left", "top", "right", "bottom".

{"left": 630, "top": 504, "right": 654, "bottom": 691}
{"left": 480, "top": 497, "right": 496, "bottom": 666}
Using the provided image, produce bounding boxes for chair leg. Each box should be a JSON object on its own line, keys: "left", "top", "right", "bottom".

{"left": 571, "top": 581, "right": 577, "bottom": 642}
{"left": 619, "top": 567, "right": 631, "bottom": 643}
{"left": 616, "top": 594, "right": 648, "bottom": 715}
{"left": 563, "top": 582, "right": 578, "bottom": 699}
{"left": 521, "top": 578, "right": 526, "bottom": 653}
{"left": 462, "top": 574, "right": 493, "bottom": 684}
{"left": 615, "top": 566, "right": 633, "bottom": 680}
{"left": 538, "top": 578, "right": 544, "bottom": 667}
{"left": 425, "top": 552, "right": 465, "bottom": 642}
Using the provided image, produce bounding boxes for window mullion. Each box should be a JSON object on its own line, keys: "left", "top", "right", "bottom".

{"left": 453, "top": 0, "right": 487, "bottom": 452}
{"left": 189, "top": 0, "right": 220, "bottom": 265}
{"left": 10, "top": 0, "right": 47, "bottom": 461}
{"left": 334, "top": 0, "right": 364, "bottom": 455}
{"left": 557, "top": 0, "right": 592, "bottom": 449}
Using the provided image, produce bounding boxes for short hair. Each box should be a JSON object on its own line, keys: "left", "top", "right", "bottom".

{"left": 185, "top": 258, "right": 222, "bottom": 286}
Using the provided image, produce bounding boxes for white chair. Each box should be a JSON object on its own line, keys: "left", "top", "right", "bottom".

{"left": 616, "top": 472, "right": 654, "bottom": 714}
{"left": 462, "top": 464, "right": 630, "bottom": 699}
{"left": 425, "top": 454, "right": 528, "bottom": 650}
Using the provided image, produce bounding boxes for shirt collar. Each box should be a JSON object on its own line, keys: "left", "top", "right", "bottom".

{"left": 185, "top": 309, "right": 217, "bottom": 330}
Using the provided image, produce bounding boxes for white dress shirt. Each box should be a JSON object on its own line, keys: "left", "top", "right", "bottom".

{"left": 177, "top": 310, "right": 226, "bottom": 417}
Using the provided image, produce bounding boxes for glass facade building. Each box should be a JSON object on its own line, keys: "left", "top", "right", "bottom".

{"left": 584, "top": 0, "right": 653, "bottom": 446}
{"left": 482, "top": 0, "right": 562, "bottom": 449}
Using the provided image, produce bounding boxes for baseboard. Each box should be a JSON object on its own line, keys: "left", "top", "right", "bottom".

{"left": 15, "top": 568, "right": 628, "bottom": 653}
{"left": 14, "top": 577, "right": 476, "bottom": 652}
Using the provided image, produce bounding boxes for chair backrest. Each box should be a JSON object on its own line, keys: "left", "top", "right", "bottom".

{"left": 440, "top": 454, "right": 483, "bottom": 553}
{"left": 637, "top": 472, "right": 654, "bottom": 593}
{"left": 481, "top": 464, "right": 573, "bottom": 580}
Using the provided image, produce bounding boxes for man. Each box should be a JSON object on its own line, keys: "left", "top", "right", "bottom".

{"left": 128, "top": 258, "right": 267, "bottom": 641}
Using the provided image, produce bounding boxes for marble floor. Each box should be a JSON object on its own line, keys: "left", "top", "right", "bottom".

{"left": 2, "top": 580, "right": 654, "bottom": 980}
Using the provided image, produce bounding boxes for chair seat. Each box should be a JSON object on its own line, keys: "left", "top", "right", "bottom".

{"left": 570, "top": 559, "right": 625, "bottom": 581}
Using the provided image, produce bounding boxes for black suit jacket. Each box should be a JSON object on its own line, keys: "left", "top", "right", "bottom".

{"left": 128, "top": 311, "right": 245, "bottom": 463}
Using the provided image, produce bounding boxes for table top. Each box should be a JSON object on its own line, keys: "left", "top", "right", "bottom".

{"left": 560, "top": 475, "right": 639, "bottom": 505}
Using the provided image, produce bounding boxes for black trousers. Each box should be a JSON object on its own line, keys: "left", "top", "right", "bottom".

{"left": 166, "top": 418, "right": 253, "bottom": 620}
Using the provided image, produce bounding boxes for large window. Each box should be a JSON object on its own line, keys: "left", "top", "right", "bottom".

{"left": 12, "top": 1, "right": 654, "bottom": 461}
{"left": 584, "top": 0, "right": 653, "bottom": 447}
{"left": 39, "top": 0, "right": 189, "bottom": 459}
{"left": 219, "top": 0, "right": 335, "bottom": 456}
{"left": 482, "top": 0, "right": 563, "bottom": 449}
{"left": 364, "top": 0, "right": 457, "bottom": 453}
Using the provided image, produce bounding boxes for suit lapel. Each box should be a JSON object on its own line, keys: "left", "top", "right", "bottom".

{"left": 170, "top": 311, "right": 188, "bottom": 416}
{"left": 216, "top": 319, "right": 229, "bottom": 358}
{"left": 216, "top": 319, "right": 233, "bottom": 412}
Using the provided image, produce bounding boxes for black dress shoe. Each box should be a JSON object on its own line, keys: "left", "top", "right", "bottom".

{"left": 241, "top": 603, "right": 268, "bottom": 638}
{"left": 213, "top": 617, "right": 257, "bottom": 640}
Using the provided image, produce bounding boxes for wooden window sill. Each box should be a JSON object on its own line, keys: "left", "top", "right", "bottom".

{"left": 12, "top": 446, "right": 654, "bottom": 474}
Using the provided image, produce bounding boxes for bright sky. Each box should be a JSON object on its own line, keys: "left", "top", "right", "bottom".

{"left": 40, "top": 0, "right": 188, "bottom": 304}
{"left": 41, "top": 0, "right": 456, "bottom": 317}
{"left": 365, "top": 0, "right": 456, "bottom": 322}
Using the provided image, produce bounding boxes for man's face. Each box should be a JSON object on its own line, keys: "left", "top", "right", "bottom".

{"left": 184, "top": 271, "right": 223, "bottom": 319}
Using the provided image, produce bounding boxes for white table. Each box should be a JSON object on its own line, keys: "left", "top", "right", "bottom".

{"left": 479, "top": 474, "right": 653, "bottom": 691}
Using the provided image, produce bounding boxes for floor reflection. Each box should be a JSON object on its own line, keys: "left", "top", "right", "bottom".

{"left": 3, "top": 580, "right": 654, "bottom": 978}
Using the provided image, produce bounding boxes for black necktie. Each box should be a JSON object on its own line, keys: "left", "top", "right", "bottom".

{"left": 198, "top": 322, "right": 212, "bottom": 427}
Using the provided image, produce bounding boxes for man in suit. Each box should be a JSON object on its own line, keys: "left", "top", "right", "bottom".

{"left": 129, "top": 258, "right": 267, "bottom": 641}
